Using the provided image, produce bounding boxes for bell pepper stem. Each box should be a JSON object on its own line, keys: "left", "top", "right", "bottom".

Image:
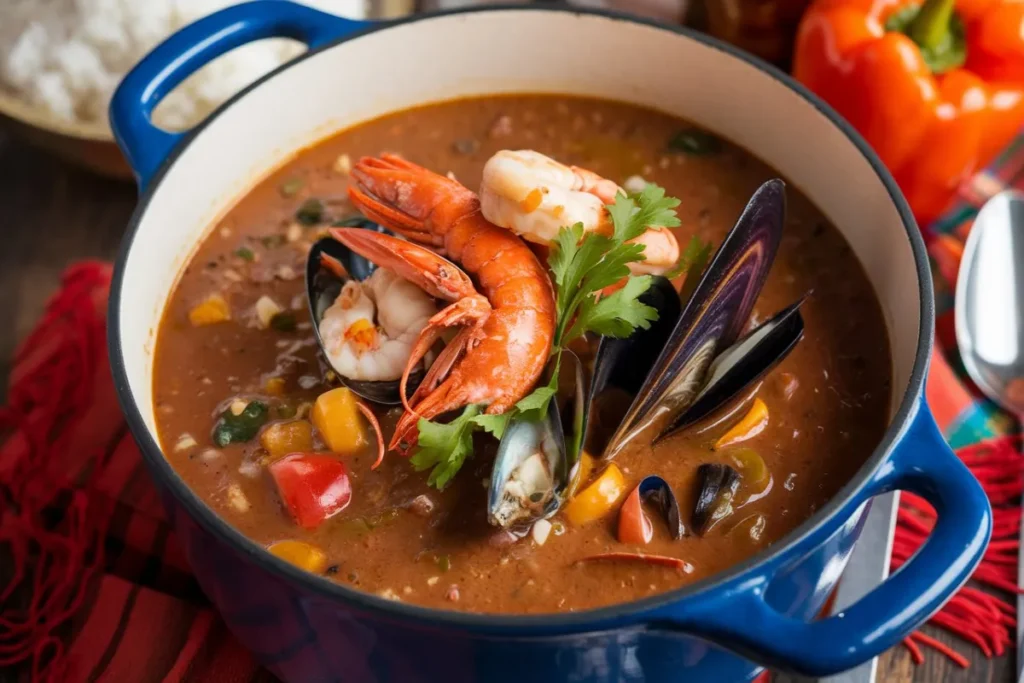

{"left": 909, "top": 0, "right": 956, "bottom": 51}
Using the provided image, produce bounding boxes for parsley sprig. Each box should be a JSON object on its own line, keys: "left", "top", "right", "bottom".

{"left": 410, "top": 183, "right": 694, "bottom": 489}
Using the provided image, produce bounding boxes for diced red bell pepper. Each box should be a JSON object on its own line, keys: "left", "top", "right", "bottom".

{"left": 618, "top": 485, "right": 653, "bottom": 545}
{"left": 270, "top": 453, "right": 352, "bottom": 530}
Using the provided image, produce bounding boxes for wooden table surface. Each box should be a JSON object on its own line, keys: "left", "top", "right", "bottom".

{"left": 0, "top": 132, "right": 1013, "bottom": 683}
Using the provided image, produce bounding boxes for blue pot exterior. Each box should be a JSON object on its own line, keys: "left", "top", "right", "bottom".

{"left": 160, "top": 473, "right": 860, "bottom": 683}
{"left": 109, "top": 2, "right": 994, "bottom": 681}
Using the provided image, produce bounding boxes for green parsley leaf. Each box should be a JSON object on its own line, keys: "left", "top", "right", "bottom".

{"left": 235, "top": 247, "right": 255, "bottom": 262}
{"left": 410, "top": 405, "right": 482, "bottom": 489}
{"left": 565, "top": 275, "right": 658, "bottom": 342}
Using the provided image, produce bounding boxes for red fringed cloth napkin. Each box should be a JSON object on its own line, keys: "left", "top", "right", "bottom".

{"left": 5, "top": 140, "right": 1024, "bottom": 679}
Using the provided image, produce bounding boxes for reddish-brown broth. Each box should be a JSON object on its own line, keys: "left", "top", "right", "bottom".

{"left": 153, "top": 95, "right": 891, "bottom": 613}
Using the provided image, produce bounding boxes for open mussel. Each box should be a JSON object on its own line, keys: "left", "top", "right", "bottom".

{"left": 596, "top": 179, "right": 805, "bottom": 459}
{"left": 305, "top": 218, "right": 425, "bottom": 404}
{"left": 488, "top": 351, "right": 588, "bottom": 529}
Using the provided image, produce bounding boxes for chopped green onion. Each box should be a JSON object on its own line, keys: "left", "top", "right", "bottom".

{"left": 260, "top": 234, "right": 287, "bottom": 249}
{"left": 235, "top": 247, "right": 255, "bottom": 262}
{"left": 436, "top": 554, "right": 451, "bottom": 572}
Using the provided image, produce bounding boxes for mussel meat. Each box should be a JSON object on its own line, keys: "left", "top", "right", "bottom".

{"left": 305, "top": 218, "right": 428, "bottom": 404}
{"left": 488, "top": 351, "right": 588, "bottom": 528}
{"left": 487, "top": 396, "right": 570, "bottom": 529}
{"left": 692, "top": 463, "right": 740, "bottom": 536}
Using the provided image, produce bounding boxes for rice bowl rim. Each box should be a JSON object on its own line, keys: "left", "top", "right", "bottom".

{"left": 0, "top": 88, "right": 113, "bottom": 141}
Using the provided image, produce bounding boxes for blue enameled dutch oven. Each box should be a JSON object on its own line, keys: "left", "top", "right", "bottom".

{"left": 107, "top": 2, "right": 993, "bottom": 681}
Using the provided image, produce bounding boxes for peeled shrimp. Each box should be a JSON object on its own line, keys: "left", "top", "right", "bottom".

{"left": 479, "top": 150, "right": 681, "bottom": 275}
{"left": 318, "top": 267, "right": 437, "bottom": 382}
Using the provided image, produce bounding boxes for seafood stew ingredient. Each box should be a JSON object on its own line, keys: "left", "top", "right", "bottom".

{"left": 563, "top": 463, "right": 627, "bottom": 526}
{"left": 693, "top": 464, "right": 741, "bottom": 535}
{"left": 618, "top": 485, "right": 654, "bottom": 544}
{"left": 212, "top": 401, "right": 268, "bottom": 447}
{"left": 714, "top": 398, "right": 769, "bottom": 449}
{"left": 268, "top": 540, "right": 329, "bottom": 573}
{"left": 153, "top": 95, "right": 892, "bottom": 613}
{"left": 270, "top": 453, "right": 352, "bottom": 530}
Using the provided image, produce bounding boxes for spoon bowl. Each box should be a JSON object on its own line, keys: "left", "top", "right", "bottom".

{"left": 955, "top": 189, "right": 1024, "bottom": 414}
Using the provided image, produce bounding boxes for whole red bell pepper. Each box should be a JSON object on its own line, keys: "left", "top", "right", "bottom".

{"left": 794, "top": 0, "right": 1024, "bottom": 227}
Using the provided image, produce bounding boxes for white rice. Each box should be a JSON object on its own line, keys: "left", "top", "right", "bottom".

{"left": 0, "top": 0, "right": 366, "bottom": 130}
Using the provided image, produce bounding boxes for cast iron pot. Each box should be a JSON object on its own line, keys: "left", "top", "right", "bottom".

{"left": 108, "top": 2, "right": 992, "bottom": 681}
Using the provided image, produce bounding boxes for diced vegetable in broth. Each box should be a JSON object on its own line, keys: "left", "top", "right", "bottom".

{"left": 312, "top": 388, "right": 369, "bottom": 454}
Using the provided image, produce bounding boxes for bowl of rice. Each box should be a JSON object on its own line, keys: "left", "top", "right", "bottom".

{"left": 0, "top": 0, "right": 368, "bottom": 179}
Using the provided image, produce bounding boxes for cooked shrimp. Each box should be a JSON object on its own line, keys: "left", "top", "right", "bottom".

{"left": 318, "top": 267, "right": 437, "bottom": 382}
{"left": 340, "top": 154, "right": 556, "bottom": 451}
{"left": 479, "top": 150, "right": 681, "bottom": 275}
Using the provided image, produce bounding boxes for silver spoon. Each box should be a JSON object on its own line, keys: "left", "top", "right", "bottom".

{"left": 954, "top": 188, "right": 1024, "bottom": 681}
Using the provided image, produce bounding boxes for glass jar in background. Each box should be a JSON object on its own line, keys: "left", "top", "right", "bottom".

{"left": 689, "top": 0, "right": 812, "bottom": 68}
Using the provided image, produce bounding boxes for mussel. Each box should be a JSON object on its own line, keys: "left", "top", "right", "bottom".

{"left": 487, "top": 351, "right": 588, "bottom": 529}
{"left": 594, "top": 179, "right": 806, "bottom": 459}
{"left": 692, "top": 463, "right": 740, "bottom": 535}
{"left": 305, "top": 218, "right": 425, "bottom": 404}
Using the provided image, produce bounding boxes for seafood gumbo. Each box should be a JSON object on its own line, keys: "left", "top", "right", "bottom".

{"left": 153, "top": 95, "right": 891, "bottom": 613}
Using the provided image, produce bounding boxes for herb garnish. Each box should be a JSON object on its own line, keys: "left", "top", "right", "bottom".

{"left": 409, "top": 184, "right": 696, "bottom": 489}
{"left": 235, "top": 247, "right": 255, "bottom": 262}
{"left": 296, "top": 198, "right": 325, "bottom": 225}
{"left": 213, "top": 401, "right": 269, "bottom": 447}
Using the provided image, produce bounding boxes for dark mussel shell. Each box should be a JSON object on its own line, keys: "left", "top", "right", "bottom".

{"left": 637, "top": 475, "right": 686, "bottom": 539}
{"left": 693, "top": 463, "right": 740, "bottom": 536}
{"left": 305, "top": 219, "right": 424, "bottom": 404}
{"left": 602, "top": 180, "right": 786, "bottom": 459}
{"left": 488, "top": 391, "right": 570, "bottom": 530}
{"left": 591, "top": 276, "right": 682, "bottom": 398}
{"left": 655, "top": 295, "right": 806, "bottom": 442}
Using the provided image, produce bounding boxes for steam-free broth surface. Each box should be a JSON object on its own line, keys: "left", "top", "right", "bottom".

{"left": 153, "top": 95, "right": 891, "bottom": 613}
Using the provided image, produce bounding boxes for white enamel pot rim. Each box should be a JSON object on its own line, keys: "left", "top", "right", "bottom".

{"left": 109, "top": 4, "right": 932, "bottom": 633}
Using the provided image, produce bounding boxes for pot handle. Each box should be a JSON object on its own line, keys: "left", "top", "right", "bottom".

{"left": 110, "top": 0, "right": 368, "bottom": 188}
{"left": 659, "top": 398, "right": 991, "bottom": 677}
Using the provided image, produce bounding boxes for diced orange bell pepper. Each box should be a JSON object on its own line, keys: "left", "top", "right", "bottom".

{"left": 715, "top": 398, "right": 768, "bottom": 449}
{"left": 260, "top": 420, "right": 314, "bottom": 460}
{"left": 312, "top": 387, "right": 368, "bottom": 454}
{"left": 268, "top": 539, "right": 328, "bottom": 573}
{"left": 564, "top": 463, "right": 627, "bottom": 526}
{"left": 188, "top": 294, "right": 230, "bottom": 326}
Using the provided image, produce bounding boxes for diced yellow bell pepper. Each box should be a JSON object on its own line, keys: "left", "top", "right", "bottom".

{"left": 188, "top": 294, "right": 231, "bottom": 326}
{"left": 259, "top": 420, "right": 314, "bottom": 460}
{"left": 563, "top": 463, "right": 626, "bottom": 526}
{"left": 568, "top": 451, "right": 596, "bottom": 498}
{"left": 312, "top": 387, "right": 368, "bottom": 454}
{"left": 264, "top": 377, "right": 286, "bottom": 396}
{"left": 268, "top": 539, "right": 328, "bottom": 573}
{"left": 715, "top": 398, "right": 769, "bottom": 450}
